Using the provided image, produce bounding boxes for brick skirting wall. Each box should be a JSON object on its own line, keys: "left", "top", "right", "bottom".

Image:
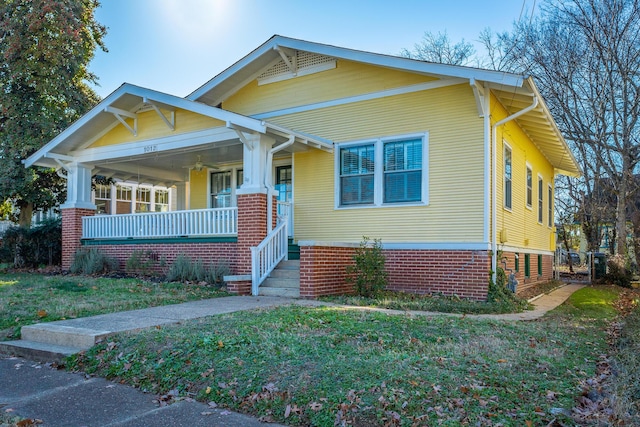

{"left": 300, "top": 245, "right": 492, "bottom": 300}
{"left": 80, "top": 241, "right": 238, "bottom": 276}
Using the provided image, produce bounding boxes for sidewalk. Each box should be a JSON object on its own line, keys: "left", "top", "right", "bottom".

{"left": 0, "top": 285, "right": 584, "bottom": 427}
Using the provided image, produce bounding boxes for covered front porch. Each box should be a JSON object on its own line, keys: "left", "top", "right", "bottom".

{"left": 25, "top": 84, "right": 332, "bottom": 296}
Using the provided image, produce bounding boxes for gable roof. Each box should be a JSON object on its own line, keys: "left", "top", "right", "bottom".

{"left": 188, "top": 35, "right": 581, "bottom": 177}
{"left": 24, "top": 82, "right": 332, "bottom": 170}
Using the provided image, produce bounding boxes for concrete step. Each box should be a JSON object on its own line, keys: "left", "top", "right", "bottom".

{"left": 268, "top": 268, "right": 300, "bottom": 279}
{"left": 277, "top": 260, "right": 300, "bottom": 270}
{"left": 0, "top": 340, "right": 82, "bottom": 363}
{"left": 262, "top": 277, "right": 299, "bottom": 288}
{"left": 258, "top": 287, "right": 300, "bottom": 298}
{"left": 21, "top": 323, "right": 108, "bottom": 349}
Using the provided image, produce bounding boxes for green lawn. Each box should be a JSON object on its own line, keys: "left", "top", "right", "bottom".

{"left": 68, "top": 286, "right": 624, "bottom": 426}
{"left": 0, "top": 273, "right": 227, "bottom": 340}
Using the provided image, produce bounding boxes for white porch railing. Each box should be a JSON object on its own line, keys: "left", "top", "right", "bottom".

{"left": 82, "top": 208, "right": 237, "bottom": 239}
{"left": 251, "top": 221, "right": 288, "bottom": 296}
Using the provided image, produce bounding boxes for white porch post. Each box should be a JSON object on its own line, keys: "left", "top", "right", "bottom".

{"left": 237, "top": 133, "right": 274, "bottom": 194}
{"left": 175, "top": 182, "right": 189, "bottom": 210}
{"left": 61, "top": 163, "right": 96, "bottom": 210}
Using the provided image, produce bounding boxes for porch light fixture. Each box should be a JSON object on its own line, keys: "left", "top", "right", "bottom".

{"left": 195, "top": 156, "right": 203, "bottom": 171}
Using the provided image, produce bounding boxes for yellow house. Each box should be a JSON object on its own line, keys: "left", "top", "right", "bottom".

{"left": 25, "top": 36, "right": 580, "bottom": 299}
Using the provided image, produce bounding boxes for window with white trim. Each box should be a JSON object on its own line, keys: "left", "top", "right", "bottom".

{"left": 504, "top": 144, "right": 512, "bottom": 210}
{"left": 538, "top": 176, "right": 543, "bottom": 223}
{"left": 136, "top": 187, "right": 151, "bottom": 212}
{"left": 94, "top": 184, "right": 111, "bottom": 214}
{"left": 383, "top": 139, "right": 422, "bottom": 203}
{"left": 548, "top": 184, "right": 553, "bottom": 227}
{"left": 116, "top": 184, "right": 132, "bottom": 214}
{"left": 526, "top": 165, "right": 532, "bottom": 208}
{"left": 155, "top": 189, "right": 169, "bottom": 212}
{"left": 337, "top": 134, "right": 428, "bottom": 208}
{"left": 340, "top": 144, "right": 375, "bottom": 205}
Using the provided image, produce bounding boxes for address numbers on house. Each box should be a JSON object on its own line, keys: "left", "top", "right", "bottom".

{"left": 143, "top": 145, "right": 158, "bottom": 153}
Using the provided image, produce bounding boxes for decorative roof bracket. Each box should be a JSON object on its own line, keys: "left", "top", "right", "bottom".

{"left": 143, "top": 97, "right": 175, "bottom": 130}
{"left": 228, "top": 123, "right": 255, "bottom": 150}
{"left": 274, "top": 45, "right": 297, "bottom": 74}
{"left": 470, "top": 78, "right": 487, "bottom": 117}
{"left": 105, "top": 106, "right": 138, "bottom": 136}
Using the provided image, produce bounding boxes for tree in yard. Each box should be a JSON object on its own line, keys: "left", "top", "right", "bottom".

{"left": 400, "top": 30, "right": 476, "bottom": 66}
{"left": 491, "top": 0, "right": 640, "bottom": 260}
{"left": 0, "top": 0, "right": 106, "bottom": 226}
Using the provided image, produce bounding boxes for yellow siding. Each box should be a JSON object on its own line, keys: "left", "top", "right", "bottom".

{"left": 224, "top": 60, "right": 437, "bottom": 116}
{"left": 287, "top": 83, "right": 485, "bottom": 243}
{"left": 88, "top": 109, "right": 224, "bottom": 148}
{"left": 493, "top": 95, "right": 556, "bottom": 252}
{"left": 189, "top": 169, "right": 208, "bottom": 209}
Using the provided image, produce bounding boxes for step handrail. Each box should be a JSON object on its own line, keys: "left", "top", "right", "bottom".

{"left": 250, "top": 221, "right": 288, "bottom": 296}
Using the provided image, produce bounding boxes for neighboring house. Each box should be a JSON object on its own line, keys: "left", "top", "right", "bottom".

{"left": 24, "top": 36, "right": 580, "bottom": 300}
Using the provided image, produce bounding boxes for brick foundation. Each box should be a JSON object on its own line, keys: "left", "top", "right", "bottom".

{"left": 499, "top": 251, "right": 555, "bottom": 295}
{"left": 300, "top": 245, "right": 492, "bottom": 300}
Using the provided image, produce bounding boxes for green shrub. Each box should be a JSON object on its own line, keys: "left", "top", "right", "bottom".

{"left": 70, "top": 248, "right": 119, "bottom": 275}
{"left": 165, "top": 254, "right": 229, "bottom": 286}
{"left": 125, "top": 250, "right": 162, "bottom": 276}
{"left": 604, "top": 254, "right": 633, "bottom": 288}
{"left": 487, "top": 267, "right": 530, "bottom": 311}
{"left": 0, "top": 217, "right": 62, "bottom": 267}
{"left": 346, "top": 237, "right": 388, "bottom": 298}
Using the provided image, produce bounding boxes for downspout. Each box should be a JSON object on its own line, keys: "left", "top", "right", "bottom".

{"left": 491, "top": 95, "right": 538, "bottom": 283}
{"left": 265, "top": 135, "right": 295, "bottom": 232}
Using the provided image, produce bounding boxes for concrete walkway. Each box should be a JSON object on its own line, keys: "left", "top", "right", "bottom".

{"left": 0, "top": 284, "right": 584, "bottom": 427}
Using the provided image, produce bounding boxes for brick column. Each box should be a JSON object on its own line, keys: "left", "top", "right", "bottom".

{"left": 61, "top": 208, "right": 95, "bottom": 270}
{"left": 227, "top": 193, "right": 268, "bottom": 294}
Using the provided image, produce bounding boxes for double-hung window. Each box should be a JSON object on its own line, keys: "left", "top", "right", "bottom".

{"left": 340, "top": 144, "right": 375, "bottom": 205}
{"left": 526, "top": 165, "right": 532, "bottom": 208}
{"left": 548, "top": 184, "right": 553, "bottom": 227}
{"left": 538, "top": 176, "right": 543, "bottom": 223}
{"left": 338, "top": 134, "right": 427, "bottom": 208}
{"left": 384, "top": 139, "right": 422, "bottom": 203}
{"left": 504, "top": 144, "right": 512, "bottom": 210}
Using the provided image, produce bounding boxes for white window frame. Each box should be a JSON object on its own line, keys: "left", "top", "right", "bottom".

{"left": 548, "top": 183, "right": 553, "bottom": 228}
{"left": 538, "top": 174, "right": 544, "bottom": 224}
{"left": 335, "top": 132, "right": 429, "bottom": 209}
{"left": 525, "top": 163, "right": 533, "bottom": 209}
{"left": 503, "top": 142, "right": 512, "bottom": 211}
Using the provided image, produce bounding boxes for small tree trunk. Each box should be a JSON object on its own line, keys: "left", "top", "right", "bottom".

{"left": 17, "top": 202, "right": 33, "bottom": 228}
{"left": 616, "top": 176, "right": 628, "bottom": 256}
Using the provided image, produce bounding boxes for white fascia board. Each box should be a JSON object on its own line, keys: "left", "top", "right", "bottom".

{"left": 24, "top": 83, "right": 135, "bottom": 168}
{"left": 266, "top": 122, "right": 333, "bottom": 152}
{"left": 124, "top": 85, "right": 265, "bottom": 133}
{"left": 186, "top": 35, "right": 527, "bottom": 103}
{"left": 272, "top": 36, "right": 527, "bottom": 86}
{"left": 69, "top": 127, "right": 239, "bottom": 164}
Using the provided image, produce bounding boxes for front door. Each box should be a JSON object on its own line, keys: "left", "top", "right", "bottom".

{"left": 275, "top": 165, "right": 293, "bottom": 236}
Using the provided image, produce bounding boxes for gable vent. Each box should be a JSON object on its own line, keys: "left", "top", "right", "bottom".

{"left": 257, "top": 51, "right": 336, "bottom": 85}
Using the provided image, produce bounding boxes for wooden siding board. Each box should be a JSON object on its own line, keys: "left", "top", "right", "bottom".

{"left": 492, "top": 94, "right": 556, "bottom": 252}
{"left": 283, "top": 84, "right": 485, "bottom": 243}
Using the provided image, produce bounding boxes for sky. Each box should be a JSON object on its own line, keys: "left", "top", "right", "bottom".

{"left": 89, "top": 0, "right": 539, "bottom": 99}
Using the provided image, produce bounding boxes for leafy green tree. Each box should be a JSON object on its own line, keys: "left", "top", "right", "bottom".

{"left": 0, "top": 0, "right": 106, "bottom": 225}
